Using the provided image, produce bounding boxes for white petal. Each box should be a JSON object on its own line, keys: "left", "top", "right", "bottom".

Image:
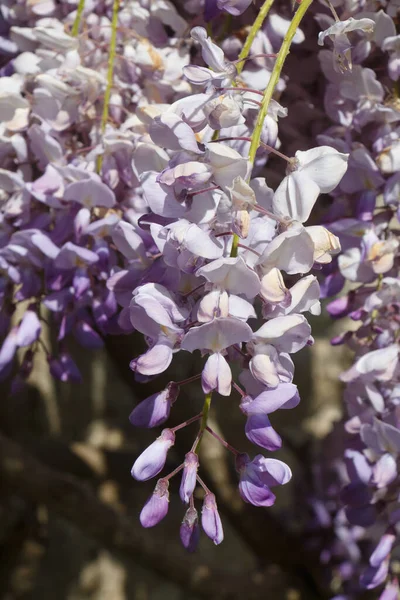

{"left": 296, "top": 146, "right": 349, "bottom": 193}
{"left": 272, "top": 171, "right": 320, "bottom": 223}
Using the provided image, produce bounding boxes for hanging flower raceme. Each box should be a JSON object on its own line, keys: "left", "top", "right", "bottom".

{"left": 122, "top": 14, "right": 349, "bottom": 550}
{"left": 313, "top": 2, "right": 400, "bottom": 596}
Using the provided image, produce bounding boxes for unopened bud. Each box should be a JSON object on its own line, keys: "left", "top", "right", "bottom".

{"left": 201, "top": 493, "right": 224, "bottom": 545}
{"left": 180, "top": 507, "right": 200, "bottom": 552}
{"left": 140, "top": 479, "right": 169, "bottom": 528}
{"left": 179, "top": 452, "right": 199, "bottom": 503}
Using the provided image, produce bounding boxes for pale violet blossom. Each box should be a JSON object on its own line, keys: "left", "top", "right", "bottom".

{"left": 318, "top": 17, "right": 375, "bottom": 72}
{"left": 183, "top": 27, "right": 237, "bottom": 88}
{"left": 382, "top": 35, "right": 400, "bottom": 80}
{"left": 272, "top": 146, "right": 349, "bottom": 223}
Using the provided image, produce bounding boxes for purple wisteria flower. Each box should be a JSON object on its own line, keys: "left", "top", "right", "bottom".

{"left": 1, "top": 0, "right": 379, "bottom": 581}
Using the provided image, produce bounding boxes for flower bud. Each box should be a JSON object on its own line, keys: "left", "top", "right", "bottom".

{"left": 201, "top": 352, "right": 232, "bottom": 396}
{"left": 204, "top": 95, "right": 244, "bottom": 129}
{"left": 360, "top": 559, "right": 390, "bottom": 590}
{"left": 131, "top": 429, "right": 175, "bottom": 481}
{"left": 179, "top": 452, "right": 199, "bottom": 503}
{"left": 370, "top": 530, "right": 396, "bottom": 568}
{"left": 129, "top": 382, "right": 180, "bottom": 428}
{"left": 140, "top": 479, "right": 169, "bottom": 528}
{"left": 232, "top": 209, "right": 250, "bottom": 239}
{"left": 201, "top": 493, "right": 223, "bottom": 545}
{"left": 180, "top": 507, "right": 200, "bottom": 552}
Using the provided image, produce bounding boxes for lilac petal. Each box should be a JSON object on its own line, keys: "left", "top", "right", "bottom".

{"left": 253, "top": 314, "right": 311, "bottom": 353}
{"left": 196, "top": 256, "right": 260, "bottom": 299}
{"left": 16, "top": 310, "right": 41, "bottom": 347}
{"left": 141, "top": 171, "right": 185, "bottom": 218}
{"left": 173, "top": 222, "right": 223, "bottom": 260}
{"left": 74, "top": 208, "right": 91, "bottom": 239}
{"left": 198, "top": 289, "right": 229, "bottom": 322}
{"left": 111, "top": 221, "right": 146, "bottom": 262}
{"left": 201, "top": 352, "right": 232, "bottom": 396}
{"left": 206, "top": 143, "right": 248, "bottom": 189}
{"left": 217, "top": 0, "right": 252, "bottom": 15}
{"left": 73, "top": 267, "right": 91, "bottom": 298}
{"left": 182, "top": 317, "right": 252, "bottom": 353}
{"left": 31, "top": 231, "right": 60, "bottom": 259}
{"left": 183, "top": 65, "right": 214, "bottom": 85}
{"left": 158, "top": 162, "right": 212, "bottom": 189}
{"left": 140, "top": 479, "right": 169, "bottom": 528}
{"left": 296, "top": 146, "right": 349, "bottom": 193}
{"left": 133, "top": 294, "right": 177, "bottom": 330}
{"left": 342, "top": 345, "right": 399, "bottom": 383}
{"left": 373, "top": 453, "right": 397, "bottom": 488}
{"left": 129, "top": 383, "right": 179, "bottom": 428}
{"left": 129, "top": 304, "right": 162, "bottom": 339}
{"left": 43, "top": 289, "right": 73, "bottom": 313}
{"left": 249, "top": 353, "right": 280, "bottom": 388}
{"left": 130, "top": 342, "right": 174, "bottom": 376}
{"left": 179, "top": 452, "right": 199, "bottom": 503}
{"left": 134, "top": 284, "right": 187, "bottom": 326}
{"left": 74, "top": 321, "right": 104, "bottom": 349}
{"left": 180, "top": 507, "right": 200, "bottom": 552}
{"left": 379, "top": 580, "right": 400, "bottom": 600}
{"left": 201, "top": 493, "right": 224, "bottom": 545}
{"left": 48, "top": 353, "right": 82, "bottom": 383}
{"left": 236, "top": 455, "right": 276, "bottom": 507}
{"left": 241, "top": 383, "right": 299, "bottom": 415}
{"left": 64, "top": 175, "right": 116, "bottom": 208}
{"left": 108, "top": 269, "right": 140, "bottom": 308}
{"left": 28, "top": 124, "right": 63, "bottom": 170}
{"left": 131, "top": 429, "right": 175, "bottom": 481}
{"left": 370, "top": 532, "right": 396, "bottom": 568}
{"left": 273, "top": 170, "right": 320, "bottom": 224}
{"left": 258, "top": 223, "right": 315, "bottom": 275}
{"left": 191, "top": 26, "right": 232, "bottom": 74}
{"left": 260, "top": 268, "right": 288, "bottom": 305}
{"left": 344, "top": 449, "right": 372, "bottom": 484}
{"left": 0, "top": 328, "right": 18, "bottom": 379}
{"left": 239, "top": 475, "right": 276, "bottom": 507}
{"left": 245, "top": 414, "right": 282, "bottom": 450}
{"left": 54, "top": 242, "right": 99, "bottom": 270}
{"left": 360, "top": 559, "right": 389, "bottom": 590}
{"left": 149, "top": 113, "right": 202, "bottom": 154}
{"left": 253, "top": 456, "right": 292, "bottom": 487}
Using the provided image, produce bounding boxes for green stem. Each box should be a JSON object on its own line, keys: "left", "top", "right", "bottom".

{"left": 247, "top": 0, "right": 313, "bottom": 169}
{"left": 230, "top": 0, "right": 313, "bottom": 257}
{"left": 230, "top": 234, "right": 240, "bottom": 258}
{"left": 194, "top": 392, "right": 212, "bottom": 452}
{"left": 71, "top": 0, "right": 86, "bottom": 37}
{"left": 96, "top": 0, "right": 120, "bottom": 174}
{"left": 236, "top": 0, "right": 275, "bottom": 76}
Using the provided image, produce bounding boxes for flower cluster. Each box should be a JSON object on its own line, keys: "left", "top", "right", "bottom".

{"left": 3, "top": 0, "right": 400, "bottom": 590}
{"left": 0, "top": 0, "right": 350, "bottom": 551}
{"left": 123, "top": 17, "right": 348, "bottom": 548}
{"left": 0, "top": 0, "right": 191, "bottom": 384}
{"left": 307, "top": 2, "right": 400, "bottom": 597}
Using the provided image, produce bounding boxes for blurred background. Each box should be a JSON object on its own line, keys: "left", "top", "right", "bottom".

{"left": 0, "top": 306, "right": 354, "bottom": 600}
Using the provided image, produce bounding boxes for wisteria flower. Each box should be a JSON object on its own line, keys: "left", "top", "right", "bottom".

{"left": 318, "top": 17, "right": 375, "bottom": 72}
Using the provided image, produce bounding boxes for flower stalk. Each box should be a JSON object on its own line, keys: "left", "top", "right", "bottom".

{"left": 194, "top": 392, "right": 212, "bottom": 451}
{"left": 96, "top": 0, "right": 120, "bottom": 173}
{"left": 71, "top": 0, "right": 86, "bottom": 37}
{"left": 230, "top": 0, "right": 313, "bottom": 258}
{"left": 236, "top": 0, "right": 275, "bottom": 75}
